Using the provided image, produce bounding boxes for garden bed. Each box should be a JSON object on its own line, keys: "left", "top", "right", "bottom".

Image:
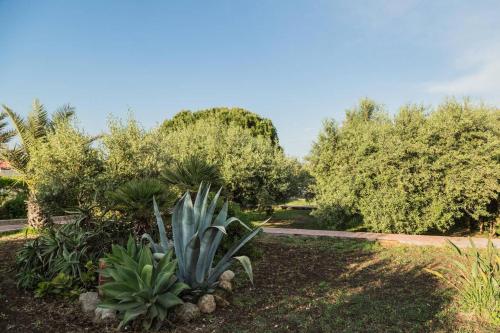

{"left": 0, "top": 232, "right": 495, "bottom": 332}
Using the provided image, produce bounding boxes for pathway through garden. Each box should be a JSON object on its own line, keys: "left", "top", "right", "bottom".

{"left": 263, "top": 227, "right": 500, "bottom": 248}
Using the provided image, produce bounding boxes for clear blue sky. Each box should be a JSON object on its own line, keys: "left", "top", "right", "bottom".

{"left": 1, "top": 0, "right": 499, "bottom": 157}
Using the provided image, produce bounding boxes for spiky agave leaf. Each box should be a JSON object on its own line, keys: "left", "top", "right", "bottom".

{"left": 167, "top": 182, "right": 262, "bottom": 291}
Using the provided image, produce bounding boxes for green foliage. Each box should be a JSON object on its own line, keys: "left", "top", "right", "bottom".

{"left": 161, "top": 107, "right": 279, "bottom": 146}
{"left": 16, "top": 219, "right": 101, "bottom": 290}
{"left": 162, "top": 154, "right": 222, "bottom": 193}
{"left": 0, "top": 100, "right": 76, "bottom": 227}
{"left": 28, "top": 120, "right": 103, "bottom": 214}
{"left": 159, "top": 118, "right": 301, "bottom": 207}
{"left": 101, "top": 117, "right": 167, "bottom": 186}
{"left": 99, "top": 237, "right": 189, "bottom": 331}
{"left": 34, "top": 272, "right": 81, "bottom": 298}
{"left": 0, "top": 176, "right": 27, "bottom": 219}
{"left": 309, "top": 99, "right": 500, "bottom": 234}
{"left": 0, "top": 100, "right": 75, "bottom": 187}
{"left": 106, "top": 178, "right": 175, "bottom": 234}
{"left": 426, "top": 239, "right": 499, "bottom": 324}
{"left": 150, "top": 183, "right": 262, "bottom": 292}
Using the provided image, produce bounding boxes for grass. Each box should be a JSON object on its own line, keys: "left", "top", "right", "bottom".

{"left": 283, "top": 198, "right": 316, "bottom": 207}
{"left": 0, "top": 227, "right": 37, "bottom": 242}
{"left": 178, "top": 235, "right": 497, "bottom": 332}
{"left": 243, "top": 208, "right": 323, "bottom": 230}
{"left": 1, "top": 226, "right": 497, "bottom": 332}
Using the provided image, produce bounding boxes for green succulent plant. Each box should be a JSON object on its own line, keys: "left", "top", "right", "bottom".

{"left": 145, "top": 182, "right": 263, "bottom": 292}
{"left": 99, "top": 237, "right": 189, "bottom": 331}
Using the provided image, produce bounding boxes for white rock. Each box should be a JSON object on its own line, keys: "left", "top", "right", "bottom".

{"left": 218, "top": 280, "right": 232, "bottom": 292}
{"left": 219, "top": 270, "right": 235, "bottom": 282}
{"left": 79, "top": 292, "right": 100, "bottom": 313}
{"left": 197, "top": 294, "right": 216, "bottom": 314}
{"left": 175, "top": 302, "right": 200, "bottom": 322}
{"left": 94, "top": 307, "right": 117, "bottom": 322}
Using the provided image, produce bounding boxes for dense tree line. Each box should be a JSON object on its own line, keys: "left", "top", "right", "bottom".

{"left": 0, "top": 103, "right": 305, "bottom": 227}
{"left": 309, "top": 99, "right": 500, "bottom": 234}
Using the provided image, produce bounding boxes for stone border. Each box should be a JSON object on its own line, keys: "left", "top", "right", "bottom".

{"left": 263, "top": 227, "right": 500, "bottom": 249}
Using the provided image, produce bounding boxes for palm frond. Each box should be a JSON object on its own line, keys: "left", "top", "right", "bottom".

{"left": 50, "top": 104, "right": 75, "bottom": 129}
{"left": 27, "top": 99, "right": 49, "bottom": 140}
{"left": 162, "top": 155, "right": 222, "bottom": 192}
{"left": 1, "top": 104, "right": 30, "bottom": 146}
{"left": 0, "top": 145, "right": 29, "bottom": 173}
{"left": 0, "top": 112, "right": 16, "bottom": 144}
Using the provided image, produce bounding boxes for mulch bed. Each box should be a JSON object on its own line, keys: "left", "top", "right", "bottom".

{"left": 0, "top": 235, "right": 485, "bottom": 333}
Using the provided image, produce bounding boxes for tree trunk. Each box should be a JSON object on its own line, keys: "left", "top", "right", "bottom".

{"left": 27, "top": 193, "right": 50, "bottom": 229}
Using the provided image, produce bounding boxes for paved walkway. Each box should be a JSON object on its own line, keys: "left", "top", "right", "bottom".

{"left": 263, "top": 227, "right": 500, "bottom": 248}
{"left": 0, "top": 216, "right": 74, "bottom": 234}
{"left": 2, "top": 220, "right": 498, "bottom": 249}
{"left": 0, "top": 224, "right": 26, "bottom": 233}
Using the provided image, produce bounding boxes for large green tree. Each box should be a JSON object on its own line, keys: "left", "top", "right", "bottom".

{"left": 0, "top": 100, "right": 75, "bottom": 228}
{"left": 161, "top": 107, "right": 280, "bottom": 146}
{"left": 309, "top": 98, "right": 500, "bottom": 234}
{"left": 159, "top": 117, "right": 301, "bottom": 207}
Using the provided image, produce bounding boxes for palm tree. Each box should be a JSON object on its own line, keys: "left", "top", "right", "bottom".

{"left": 161, "top": 155, "right": 222, "bottom": 194}
{"left": 106, "top": 178, "right": 176, "bottom": 235}
{"left": 0, "top": 99, "right": 75, "bottom": 228}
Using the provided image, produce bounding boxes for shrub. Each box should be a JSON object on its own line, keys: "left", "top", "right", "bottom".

{"left": 426, "top": 239, "right": 499, "bottom": 324}
{"left": 0, "top": 177, "right": 27, "bottom": 218}
{"left": 99, "top": 237, "right": 189, "bottom": 330}
{"left": 100, "top": 117, "right": 168, "bottom": 186}
{"left": 16, "top": 219, "right": 105, "bottom": 290}
{"left": 159, "top": 118, "right": 300, "bottom": 207}
{"left": 309, "top": 99, "right": 500, "bottom": 234}
{"left": 28, "top": 119, "right": 103, "bottom": 215}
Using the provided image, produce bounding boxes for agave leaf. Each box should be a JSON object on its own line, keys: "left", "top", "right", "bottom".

{"left": 208, "top": 227, "right": 262, "bottom": 285}
{"left": 170, "top": 282, "right": 190, "bottom": 295}
{"left": 154, "top": 261, "right": 177, "bottom": 294}
{"left": 126, "top": 236, "right": 137, "bottom": 258}
{"left": 172, "top": 193, "right": 187, "bottom": 278}
{"left": 199, "top": 187, "right": 222, "bottom": 236}
{"left": 141, "top": 265, "right": 153, "bottom": 288}
{"left": 157, "top": 292, "right": 183, "bottom": 310}
{"left": 153, "top": 196, "right": 170, "bottom": 252}
{"left": 101, "top": 282, "right": 136, "bottom": 298}
{"left": 141, "top": 233, "right": 163, "bottom": 254}
{"left": 137, "top": 247, "right": 153, "bottom": 272}
{"left": 98, "top": 301, "right": 142, "bottom": 312}
{"left": 193, "top": 182, "right": 210, "bottom": 230}
{"left": 234, "top": 255, "right": 254, "bottom": 285}
{"left": 184, "top": 232, "right": 200, "bottom": 285}
{"left": 118, "top": 305, "right": 148, "bottom": 329}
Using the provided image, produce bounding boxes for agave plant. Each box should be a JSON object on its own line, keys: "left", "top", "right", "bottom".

{"left": 99, "top": 237, "right": 189, "bottom": 330}
{"left": 144, "top": 183, "right": 263, "bottom": 292}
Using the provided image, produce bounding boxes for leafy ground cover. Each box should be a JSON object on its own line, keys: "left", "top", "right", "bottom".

{"left": 1, "top": 230, "right": 496, "bottom": 332}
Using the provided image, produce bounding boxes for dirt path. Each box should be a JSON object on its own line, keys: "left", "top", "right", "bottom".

{"left": 263, "top": 227, "right": 500, "bottom": 248}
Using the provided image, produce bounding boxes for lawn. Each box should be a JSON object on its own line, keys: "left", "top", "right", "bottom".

{"left": 0, "top": 230, "right": 495, "bottom": 332}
